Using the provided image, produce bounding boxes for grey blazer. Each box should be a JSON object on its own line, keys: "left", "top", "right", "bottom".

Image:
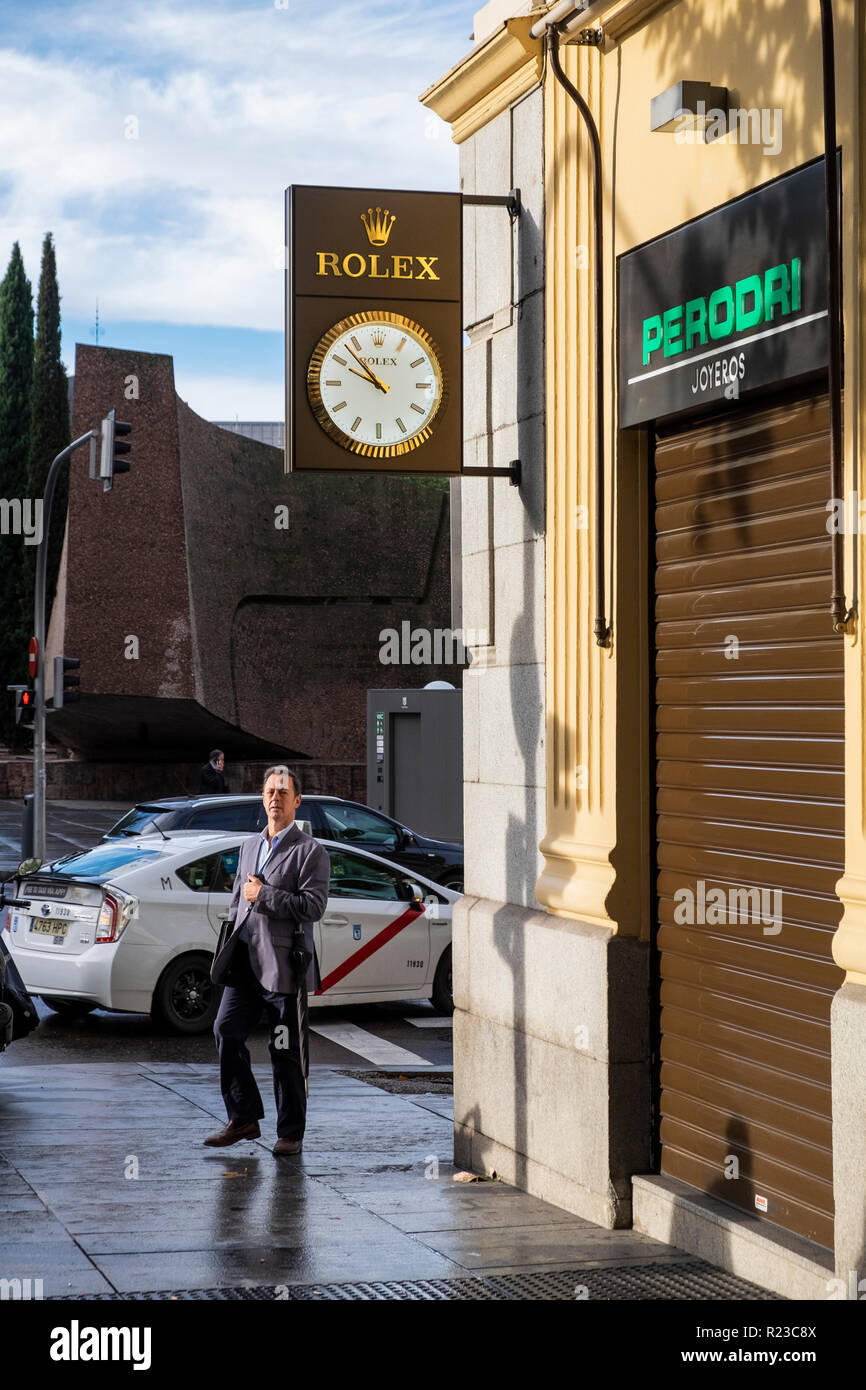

{"left": 211, "top": 822, "right": 330, "bottom": 994}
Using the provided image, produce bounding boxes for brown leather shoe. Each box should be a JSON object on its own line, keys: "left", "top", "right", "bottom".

{"left": 273, "top": 1137, "right": 303, "bottom": 1156}
{"left": 203, "top": 1120, "right": 261, "bottom": 1147}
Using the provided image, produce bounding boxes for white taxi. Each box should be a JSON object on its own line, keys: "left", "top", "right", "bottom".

{"left": 3, "top": 830, "right": 456, "bottom": 1034}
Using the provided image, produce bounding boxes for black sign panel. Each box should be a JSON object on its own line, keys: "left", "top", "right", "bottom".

{"left": 618, "top": 158, "right": 833, "bottom": 428}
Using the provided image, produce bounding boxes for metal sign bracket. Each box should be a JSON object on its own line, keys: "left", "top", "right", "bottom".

{"left": 461, "top": 460, "right": 522, "bottom": 487}
{"left": 462, "top": 189, "right": 522, "bottom": 222}
{"left": 460, "top": 189, "right": 523, "bottom": 485}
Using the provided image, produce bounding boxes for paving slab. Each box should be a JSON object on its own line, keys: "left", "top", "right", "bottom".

{"left": 370, "top": 1199, "right": 599, "bottom": 1233}
{"left": 93, "top": 1241, "right": 468, "bottom": 1293}
{"left": 75, "top": 1208, "right": 418, "bottom": 1256}
{"left": 410, "top": 1095, "right": 454, "bottom": 1120}
{"left": 2, "top": 1193, "right": 52, "bottom": 1215}
{"left": 410, "top": 1223, "right": 698, "bottom": 1272}
{"left": 3, "top": 1214, "right": 85, "bottom": 1245}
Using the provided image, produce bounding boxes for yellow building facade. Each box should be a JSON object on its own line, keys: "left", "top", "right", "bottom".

{"left": 424, "top": 0, "right": 866, "bottom": 1297}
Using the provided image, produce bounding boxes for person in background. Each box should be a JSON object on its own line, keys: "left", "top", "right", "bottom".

{"left": 199, "top": 749, "right": 226, "bottom": 794}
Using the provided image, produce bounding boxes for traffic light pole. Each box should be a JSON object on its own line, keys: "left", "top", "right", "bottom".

{"left": 32, "top": 431, "right": 98, "bottom": 861}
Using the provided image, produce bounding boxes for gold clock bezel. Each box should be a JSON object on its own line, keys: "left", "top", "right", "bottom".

{"left": 306, "top": 310, "right": 447, "bottom": 457}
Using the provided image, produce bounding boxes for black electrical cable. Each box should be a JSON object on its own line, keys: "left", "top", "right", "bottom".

{"left": 546, "top": 27, "right": 611, "bottom": 648}
{"left": 819, "top": 0, "right": 851, "bottom": 633}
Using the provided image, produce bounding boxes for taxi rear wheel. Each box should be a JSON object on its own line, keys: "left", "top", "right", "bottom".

{"left": 152, "top": 954, "right": 219, "bottom": 1035}
{"left": 430, "top": 945, "right": 453, "bottom": 1015}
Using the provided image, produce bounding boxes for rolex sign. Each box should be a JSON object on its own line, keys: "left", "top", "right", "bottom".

{"left": 286, "top": 185, "right": 462, "bottom": 474}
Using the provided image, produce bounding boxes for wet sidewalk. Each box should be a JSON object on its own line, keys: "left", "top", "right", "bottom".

{"left": 0, "top": 1061, "right": 777, "bottom": 1299}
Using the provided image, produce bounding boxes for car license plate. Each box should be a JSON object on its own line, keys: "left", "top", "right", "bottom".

{"left": 30, "top": 917, "right": 69, "bottom": 941}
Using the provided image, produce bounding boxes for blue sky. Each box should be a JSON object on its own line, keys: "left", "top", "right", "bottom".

{"left": 0, "top": 0, "right": 469, "bottom": 418}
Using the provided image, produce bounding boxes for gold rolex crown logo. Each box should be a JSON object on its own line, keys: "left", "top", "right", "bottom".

{"left": 371, "top": 329, "right": 386, "bottom": 346}
{"left": 361, "top": 206, "right": 396, "bottom": 246}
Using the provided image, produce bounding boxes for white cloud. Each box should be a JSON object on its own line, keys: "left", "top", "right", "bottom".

{"left": 175, "top": 372, "right": 285, "bottom": 421}
{"left": 0, "top": 0, "right": 464, "bottom": 332}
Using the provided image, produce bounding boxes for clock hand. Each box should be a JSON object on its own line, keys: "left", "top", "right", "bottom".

{"left": 348, "top": 365, "right": 390, "bottom": 393}
{"left": 345, "top": 343, "right": 390, "bottom": 393}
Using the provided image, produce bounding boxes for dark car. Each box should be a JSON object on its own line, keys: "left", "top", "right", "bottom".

{"left": 105, "top": 794, "right": 464, "bottom": 892}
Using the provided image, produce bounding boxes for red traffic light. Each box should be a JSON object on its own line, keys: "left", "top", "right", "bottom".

{"left": 8, "top": 685, "right": 35, "bottom": 726}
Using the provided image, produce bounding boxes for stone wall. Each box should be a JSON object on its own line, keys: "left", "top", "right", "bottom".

{"left": 451, "top": 76, "right": 649, "bottom": 1230}
{"left": 451, "top": 83, "right": 556, "bottom": 1195}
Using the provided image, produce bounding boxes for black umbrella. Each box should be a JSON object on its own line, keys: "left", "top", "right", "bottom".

{"left": 291, "top": 933, "right": 312, "bottom": 1097}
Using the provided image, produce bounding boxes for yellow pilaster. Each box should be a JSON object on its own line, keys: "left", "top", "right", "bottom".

{"left": 535, "top": 39, "right": 621, "bottom": 929}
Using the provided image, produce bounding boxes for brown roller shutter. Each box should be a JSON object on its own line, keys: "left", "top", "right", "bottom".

{"left": 654, "top": 390, "right": 844, "bottom": 1250}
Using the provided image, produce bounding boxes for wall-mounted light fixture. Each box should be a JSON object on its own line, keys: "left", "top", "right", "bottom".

{"left": 651, "top": 80, "right": 730, "bottom": 137}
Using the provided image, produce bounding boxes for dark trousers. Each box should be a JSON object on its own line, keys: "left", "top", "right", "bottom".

{"left": 213, "top": 939, "right": 307, "bottom": 1140}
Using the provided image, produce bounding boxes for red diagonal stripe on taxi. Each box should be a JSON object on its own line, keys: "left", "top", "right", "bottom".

{"left": 314, "top": 903, "right": 426, "bottom": 994}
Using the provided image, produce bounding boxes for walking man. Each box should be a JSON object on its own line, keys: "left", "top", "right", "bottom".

{"left": 206, "top": 766, "right": 330, "bottom": 1155}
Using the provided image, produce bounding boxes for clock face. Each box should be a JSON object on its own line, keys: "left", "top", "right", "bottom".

{"left": 307, "top": 311, "right": 446, "bottom": 457}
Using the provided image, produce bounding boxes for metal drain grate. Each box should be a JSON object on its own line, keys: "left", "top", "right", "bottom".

{"left": 52, "top": 1261, "right": 782, "bottom": 1301}
{"left": 484, "top": 1263, "right": 782, "bottom": 1300}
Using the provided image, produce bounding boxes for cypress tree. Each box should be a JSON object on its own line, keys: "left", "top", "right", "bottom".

{"left": 27, "top": 233, "right": 69, "bottom": 609}
{"left": 0, "top": 242, "right": 34, "bottom": 740}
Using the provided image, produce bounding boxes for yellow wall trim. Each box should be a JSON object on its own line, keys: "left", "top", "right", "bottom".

{"left": 598, "top": 0, "right": 678, "bottom": 44}
{"left": 418, "top": 0, "right": 674, "bottom": 144}
{"left": 420, "top": 17, "right": 543, "bottom": 144}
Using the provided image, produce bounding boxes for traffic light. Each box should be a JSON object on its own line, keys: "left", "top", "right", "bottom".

{"left": 53, "top": 655, "right": 80, "bottom": 709}
{"left": 99, "top": 408, "right": 132, "bottom": 492}
{"left": 13, "top": 688, "right": 35, "bottom": 728}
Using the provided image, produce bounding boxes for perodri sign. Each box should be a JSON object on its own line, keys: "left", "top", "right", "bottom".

{"left": 641, "top": 258, "right": 802, "bottom": 367}
{"left": 618, "top": 158, "right": 833, "bottom": 427}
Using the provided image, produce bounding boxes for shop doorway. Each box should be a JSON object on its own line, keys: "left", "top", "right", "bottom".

{"left": 653, "top": 389, "right": 844, "bottom": 1249}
